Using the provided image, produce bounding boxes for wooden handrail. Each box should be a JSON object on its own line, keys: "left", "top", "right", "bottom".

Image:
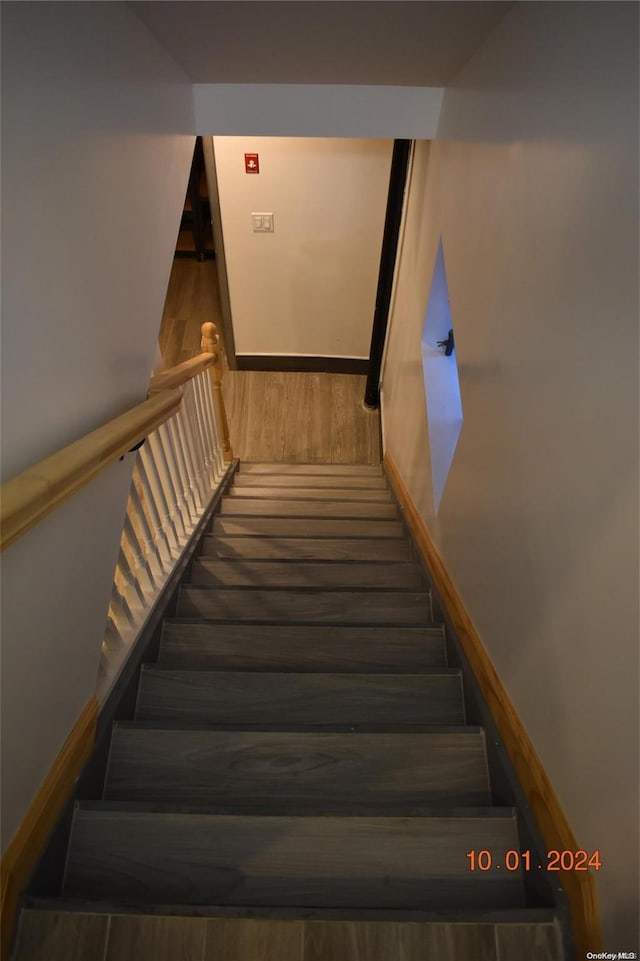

{"left": 148, "top": 352, "right": 216, "bottom": 392}
{"left": 1, "top": 390, "right": 182, "bottom": 552}
{"left": 1, "top": 322, "right": 233, "bottom": 552}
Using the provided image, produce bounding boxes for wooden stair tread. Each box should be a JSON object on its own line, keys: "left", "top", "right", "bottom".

{"left": 200, "top": 535, "right": 413, "bottom": 561}
{"left": 159, "top": 622, "right": 447, "bottom": 671}
{"left": 190, "top": 559, "right": 424, "bottom": 590}
{"left": 104, "top": 728, "right": 491, "bottom": 810}
{"left": 64, "top": 809, "right": 524, "bottom": 909}
{"left": 176, "top": 587, "right": 433, "bottom": 623}
{"left": 135, "top": 669, "right": 465, "bottom": 725}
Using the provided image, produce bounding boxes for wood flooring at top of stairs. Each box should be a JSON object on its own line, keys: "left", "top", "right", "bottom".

{"left": 224, "top": 374, "right": 382, "bottom": 465}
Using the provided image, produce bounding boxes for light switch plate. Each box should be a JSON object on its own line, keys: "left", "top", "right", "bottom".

{"left": 252, "top": 212, "right": 274, "bottom": 233}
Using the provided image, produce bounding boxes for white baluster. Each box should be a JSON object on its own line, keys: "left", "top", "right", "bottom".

{"left": 193, "top": 372, "right": 217, "bottom": 486}
{"left": 180, "top": 379, "right": 206, "bottom": 496}
{"left": 138, "top": 439, "right": 180, "bottom": 555}
{"left": 98, "top": 634, "right": 121, "bottom": 684}
{"left": 174, "top": 400, "right": 205, "bottom": 512}
{"left": 187, "top": 374, "right": 211, "bottom": 485}
{"left": 130, "top": 463, "right": 168, "bottom": 574}
{"left": 117, "top": 545, "right": 146, "bottom": 611}
{"left": 98, "top": 341, "right": 236, "bottom": 702}
{"left": 110, "top": 578, "right": 135, "bottom": 629}
{"left": 151, "top": 424, "right": 189, "bottom": 538}
{"left": 164, "top": 416, "right": 197, "bottom": 524}
{"left": 123, "top": 509, "right": 157, "bottom": 597}
{"left": 103, "top": 612, "right": 124, "bottom": 653}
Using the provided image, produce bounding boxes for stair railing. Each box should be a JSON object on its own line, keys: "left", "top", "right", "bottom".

{"left": 99, "top": 322, "right": 234, "bottom": 701}
{"left": 0, "top": 322, "right": 234, "bottom": 703}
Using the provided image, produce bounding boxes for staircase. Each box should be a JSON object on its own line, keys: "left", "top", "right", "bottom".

{"left": 14, "top": 463, "right": 565, "bottom": 961}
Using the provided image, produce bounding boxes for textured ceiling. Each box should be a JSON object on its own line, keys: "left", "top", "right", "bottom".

{"left": 131, "top": 1, "right": 511, "bottom": 86}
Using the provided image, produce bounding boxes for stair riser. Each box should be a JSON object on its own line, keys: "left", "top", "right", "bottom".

{"left": 136, "top": 672, "right": 465, "bottom": 726}
{"left": 105, "top": 730, "right": 491, "bottom": 811}
{"left": 200, "top": 536, "right": 413, "bottom": 562}
{"left": 239, "top": 464, "right": 383, "bottom": 476}
{"left": 64, "top": 812, "right": 524, "bottom": 909}
{"left": 158, "top": 624, "right": 447, "bottom": 672}
{"left": 212, "top": 518, "right": 405, "bottom": 538}
{"left": 233, "top": 475, "right": 389, "bottom": 489}
{"left": 219, "top": 499, "right": 398, "bottom": 519}
{"left": 176, "top": 588, "right": 433, "bottom": 623}
{"left": 189, "top": 560, "right": 424, "bottom": 590}
{"left": 230, "top": 486, "right": 393, "bottom": 501}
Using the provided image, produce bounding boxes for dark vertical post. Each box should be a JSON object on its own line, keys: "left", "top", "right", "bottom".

{"left": 364, "top": 139, "right": 412, "bottom": 409}
{"left": 190, "top": 137, "right": 206, "bottom": 262}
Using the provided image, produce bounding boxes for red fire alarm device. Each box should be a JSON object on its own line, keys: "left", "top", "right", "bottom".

{"left": 244, "top": 153, "right": 260, "bottom": 174}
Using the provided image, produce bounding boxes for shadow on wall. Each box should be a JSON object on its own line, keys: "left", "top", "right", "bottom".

{"left": 421, "top": 239, "right": 463, "bottom": 512}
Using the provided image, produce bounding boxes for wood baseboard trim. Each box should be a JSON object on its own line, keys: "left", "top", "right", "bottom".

{"left": 383, "top": 452, "right": 602, "bottom": 956}
{"left": 236, "top": 355, "right": 369, "bottom": 375}
{"left": 0, "top": 695, "right": 98, "bottom": 959}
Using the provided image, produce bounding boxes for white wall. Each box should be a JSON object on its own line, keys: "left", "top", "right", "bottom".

{"left": 382, "top": 3, "right": 638, "bottom": 945}
{"left": 0, "top": 3, "right": 195, "bottom": 851}
{"left": 214, "top": 137, "right": 392, "bottom": 358}
{"left": 196, "top": 85, "right": 443, "bottom": 139}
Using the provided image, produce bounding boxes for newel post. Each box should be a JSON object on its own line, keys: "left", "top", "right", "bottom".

{"left": 201, "top": 322, "right": 233, "bottom": 463}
